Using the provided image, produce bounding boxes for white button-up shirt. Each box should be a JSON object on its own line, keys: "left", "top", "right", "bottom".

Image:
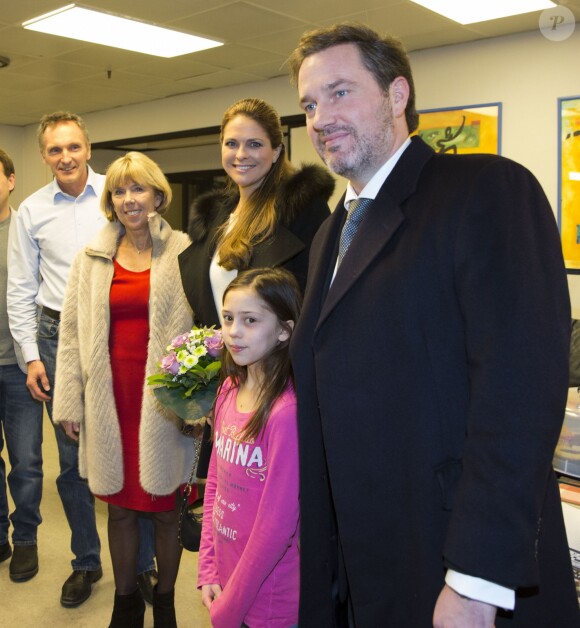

{"left": 7, "top": 166, "right": 106, "bottom": 363}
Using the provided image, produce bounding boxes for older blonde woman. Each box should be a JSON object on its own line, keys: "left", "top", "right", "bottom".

{"left": 53, "top": 152, "right": 195, "bottom": 627}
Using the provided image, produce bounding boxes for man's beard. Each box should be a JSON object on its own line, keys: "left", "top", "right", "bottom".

{"left": 316, "top": 104, "right": 395, "bottom": 183}
{"left": 319, "top": 127, "right": 376, "bottom": 181}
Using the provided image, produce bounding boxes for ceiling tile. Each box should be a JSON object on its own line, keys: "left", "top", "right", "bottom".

{"left": 175, "top": 68, "right": 266, "bottom": 92}
{"left": 183, "top": 43, "right": 286, "bottom": 70}
{"left": 115, "top": 56, "right": 222, "bottom": 81}
{"left": 246, "top": 0, "right": 404, "bottom": 22}
{"left": 54, "top": 45, "right": 158, "bottom": 70}
{"left": 0, "top": 69, "right": 57, "bottom": 92}
{"left": 0, "top": 25, "right": 87, "bottom": 57}
{"left": 7, "top": 59, "right": 107, "bottom": 82}
{"left": 1, "top": 1, "right": 75, "bottom": 25}
{"left": 241, "top": 26, "right": 321, "bottom": 56}
{"left": 172, "top": 2, "right": 307, "bottom": 41}
{"left": 94, "top": 0, "right": 229, "bottom": 23}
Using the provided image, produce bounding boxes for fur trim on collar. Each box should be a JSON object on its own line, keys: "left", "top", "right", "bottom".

{"left": 188, "top": 163, "right": 335, "bottom": 243}
{"left": 278, "top": 163, "right": 335, "bottom": 222}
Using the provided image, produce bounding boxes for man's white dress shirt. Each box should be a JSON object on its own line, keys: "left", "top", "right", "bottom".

{"left": 7, "top": 166, "right": 106, "bottom": 363}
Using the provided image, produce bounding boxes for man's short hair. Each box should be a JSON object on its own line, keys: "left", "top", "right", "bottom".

{"left": 288, "top": 22, "right": 419, "bottom": 133}
{"left": 0, "top": 148, "right": 15, "bottom": 178}
{"left": 37, "top": 111, "right": 90, "bottom": 150}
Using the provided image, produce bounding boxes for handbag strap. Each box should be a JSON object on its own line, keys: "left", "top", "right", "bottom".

{"left": 180, "top": 434, "right": 202, "bottom": 504}
{"left": 178, "top": 435, "right": 203, "bottom": 549}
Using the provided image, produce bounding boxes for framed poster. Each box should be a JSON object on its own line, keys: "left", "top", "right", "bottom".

{"left": 558, "top": 95, "right": 580, "bottom": 272}
{"left": 415, "top": 103, "right": 502, "bottom": 155}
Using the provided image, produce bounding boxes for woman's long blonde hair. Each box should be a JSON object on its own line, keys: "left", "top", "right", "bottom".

{"left": 216, "top": 98, "right": 293, "bottom": 270}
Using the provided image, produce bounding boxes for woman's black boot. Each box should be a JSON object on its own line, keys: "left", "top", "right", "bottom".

{"left": 153, "top": 585, "right": 177, "bottom": 628}
{"left": 108, "top": 588, "right": 145, "bottom": 628}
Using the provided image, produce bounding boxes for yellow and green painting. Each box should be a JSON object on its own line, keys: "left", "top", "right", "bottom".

{"left": 560, "top": 96, "right": 580, "bottom": 270}
{"left": 416, "top": 105, "right": 500, "bottom": 155}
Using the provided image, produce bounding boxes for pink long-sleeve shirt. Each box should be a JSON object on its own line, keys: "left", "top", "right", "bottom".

{"left": 198, "top": 378, "right": 300, "bottom": 628}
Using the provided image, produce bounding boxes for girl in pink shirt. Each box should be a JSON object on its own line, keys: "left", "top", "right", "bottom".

{"left": 198, "top": 267, "right": 301, "bottom": 628}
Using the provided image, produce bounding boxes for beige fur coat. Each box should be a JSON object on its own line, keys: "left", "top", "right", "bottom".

{"left": 53, "top": 213, "right": 196, "bottom": 496}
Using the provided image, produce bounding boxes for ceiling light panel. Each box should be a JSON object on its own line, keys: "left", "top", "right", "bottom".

{"left": 409, "top": 0, "right": 556, "bottom": 25}
{"left": 23, "top": 4, "right": 223, "bottom": 58}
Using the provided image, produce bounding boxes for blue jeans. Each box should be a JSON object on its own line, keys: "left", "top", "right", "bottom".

{"left": 38, "top": 311, "right": 155, "bottom": 573}
{"left": 0, "top": 363, "right": 43, "bottom": 546}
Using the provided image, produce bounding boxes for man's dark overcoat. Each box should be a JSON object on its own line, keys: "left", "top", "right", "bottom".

{"left": 291, "top": 137, "right": 578, "bottom": 627}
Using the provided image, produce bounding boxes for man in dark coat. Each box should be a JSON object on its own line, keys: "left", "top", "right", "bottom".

{"left": 288, "top": 23, "right": 578, "bottom": 627}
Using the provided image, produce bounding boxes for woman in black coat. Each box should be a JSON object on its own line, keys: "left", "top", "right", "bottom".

{"left": 178, "top": 97, "right": 334, "bottom": 478}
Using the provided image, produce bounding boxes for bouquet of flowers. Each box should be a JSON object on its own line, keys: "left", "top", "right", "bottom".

{"left": 147, "top": 326, "right": 223, "bottom": 423}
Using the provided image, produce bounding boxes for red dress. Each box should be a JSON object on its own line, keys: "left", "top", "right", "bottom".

{"left": 96, "top": 259, "right": 177, "bottom": 512}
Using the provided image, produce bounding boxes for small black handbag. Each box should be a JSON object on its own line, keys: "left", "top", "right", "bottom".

{"left": 177, "top": 435, "right": 203, "bottom": 552}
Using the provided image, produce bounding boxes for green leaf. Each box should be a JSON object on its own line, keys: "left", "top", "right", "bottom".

{"left": 146, "top": 373, "right": 169, "bottom": 385}
{"left": 205, "top": 362, "right": 222, "bottom": 375}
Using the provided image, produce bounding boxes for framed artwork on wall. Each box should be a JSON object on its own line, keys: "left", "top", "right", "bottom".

{"left": 415, "top": 103, "right": 502, "bottom": 155}
{"left": 558, "top": 95, "right": 580, "bottom": 272}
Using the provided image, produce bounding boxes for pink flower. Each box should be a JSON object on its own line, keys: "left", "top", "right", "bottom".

{"left": 160, "top": 351, "right": 180, "bottom": 375}
{"left": 204, "top": 330, "right": 223, "bottom": 358}
{"left": 170, "top": 333, "right": 189, "bottom": 348}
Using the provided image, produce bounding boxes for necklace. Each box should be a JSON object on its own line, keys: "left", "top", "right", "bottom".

{"left": 135, "top": 242, "right": 151, "bottom": 254}
{"left": 125, "top": 236, "right": 151, "bottom": 254}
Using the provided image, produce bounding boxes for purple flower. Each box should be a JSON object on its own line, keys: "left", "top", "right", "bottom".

{"left": 204, "top": 330, "right": 223, "bottom": 358}
{"left": 160, "top": 351, "right": 180, "bottom": 375}
{"left": 170, "top": 333, "right": 189, "bottom": 348}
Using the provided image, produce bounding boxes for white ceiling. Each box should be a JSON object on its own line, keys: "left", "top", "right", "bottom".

{"left": 0, "top": 0, "right": 578, "bottom": 127}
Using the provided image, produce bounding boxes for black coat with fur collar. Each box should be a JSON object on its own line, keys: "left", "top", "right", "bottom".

{"left": 178, "top": 163, "right": 335, "bottom": 326}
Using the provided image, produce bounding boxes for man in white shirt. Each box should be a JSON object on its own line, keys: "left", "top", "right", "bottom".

{"left": 0, "top": 148, "right": 43, "bottom": 583}
{"left": 7, "top": 112, "right": 156, "bottom": 608}
{"left": 288, "top": 23, "right": 578, "bottom": 627}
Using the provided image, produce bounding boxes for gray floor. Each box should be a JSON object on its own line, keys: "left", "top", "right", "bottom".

{"left": 1, "top": 413, "right": 212, "bottom": 627}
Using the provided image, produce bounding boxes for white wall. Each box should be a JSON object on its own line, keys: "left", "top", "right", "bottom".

{"left": 1, "top": 28, "right": 579, "bottom": 308}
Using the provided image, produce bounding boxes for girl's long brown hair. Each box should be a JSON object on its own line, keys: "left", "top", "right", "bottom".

{"left": 220, "top": 268, "right": 302, "bottom": 441}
